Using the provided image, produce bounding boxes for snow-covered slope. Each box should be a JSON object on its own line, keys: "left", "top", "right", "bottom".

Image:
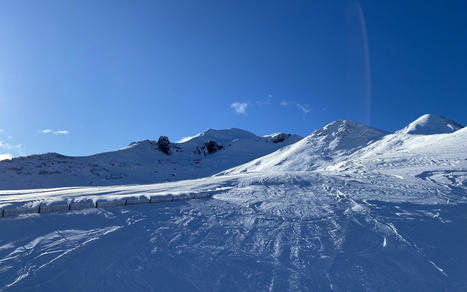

{"left": 2, "top": 176, "right": 466, "bottom": 291}
{"left": 222, "top": 115, "right": 465, "bottom": 178}
{"left": 221, "top": 120, "right": 388, "bottom": 174}
{"left": 325, "top": 119, "right": 466, "bottom": 181}
{"left": 0, "top": 128, "right": 301, "bottom": 190}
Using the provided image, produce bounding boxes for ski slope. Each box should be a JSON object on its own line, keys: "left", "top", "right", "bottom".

{"left": 0, "top": 114, "right": 466, "bottom": 291}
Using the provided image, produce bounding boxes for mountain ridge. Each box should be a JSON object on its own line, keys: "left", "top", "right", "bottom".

{"left": 0, "top": 114, "right": 464, "bottom": 190}
{"left": 0, "top": 128, "right": 302, "bottom": 189}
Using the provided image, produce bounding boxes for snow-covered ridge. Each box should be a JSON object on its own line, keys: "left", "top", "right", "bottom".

{"left": 221, "top": 115, "right": 466, "bottom": 191}
{"left": 219, "top": 115, "right": 467, "bottom": 178}
{"left": 0, "top": 128, "right": 301, "bottom": 190}
{"left": 0, "top": 114, "right": 464, "bottom": 190}
{"left": 180, "top": 128, "right": 256, "bottom": 144}
{"left": 221, "top": 119, "right": 389, "bottom": 174}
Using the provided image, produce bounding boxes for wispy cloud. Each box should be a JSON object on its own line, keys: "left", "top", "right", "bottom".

{"left": 40, "top": 129, "right": 69, "bottom": 135}
{"left": 0, "top": 129, "right": 4, "bottom": 133}
{"left": 0, "top": 140, "right": 24, "bottom": 157}
{"left": 0, "top": 141, "right": 22, "bottom": 150}
{"left": 279, "top": 100, "right": 311, "bottom": 114}
{"left": 255, "top": 94, "right": 273, "bottom": 106}
{"left": 230, "top": 102, "right": 248, "bottom": 114}
{"left": 296, "top": 103, "right": 311, "bottom": 114}
{"left": 54, "top": 130, "right": 69, "bottom": 135}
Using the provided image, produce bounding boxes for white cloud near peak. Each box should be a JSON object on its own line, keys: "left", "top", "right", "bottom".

{"left": 231, "top": 102, "right": 248, "bottom": 114}
{"left": 0, "top": 138, "right": 24, "bottom": 157}
{"left": 0, "top": 141, "right": 22, "bottom": 150}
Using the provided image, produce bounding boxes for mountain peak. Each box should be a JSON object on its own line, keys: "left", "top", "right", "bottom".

{"left": 397, "top": 114, "right": 463, "bottom": 135}
{"left": 221, "top": 120, "right": 390, "bottom": 175}
{"left": 310, "top": 120, "right": 387, "bottom": 140}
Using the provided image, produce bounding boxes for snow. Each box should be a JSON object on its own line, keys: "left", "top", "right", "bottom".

{"left": 397, "top": 114, "right": 463, "bottom": 135}
{"left": 0, "top": 128, "right": 301, "bottom": 190}
{"left": 0, "top": 114, "right": 466, "bottom": 290}
{"left": 221, "top": 120, "right": 389, "bottom": 174}
{"left": 0, "top": 154, "right": 12, "bottom": 161}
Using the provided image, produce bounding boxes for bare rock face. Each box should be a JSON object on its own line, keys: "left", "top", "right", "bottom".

{"left": 157, "top": 136, "right": 171, "bottom": 155}
{"left": 192, "top": 140, "right": 223, "bottom": 155}
{"left": 205, "top": 140, "right": 223, "bottom": 154}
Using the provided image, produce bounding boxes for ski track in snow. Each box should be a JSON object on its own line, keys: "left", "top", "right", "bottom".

{"left": 1, "top": 223, "right": 122, "bottom": 289}
{"left": 0, "top": 172, "right": 466, "bottom": 291}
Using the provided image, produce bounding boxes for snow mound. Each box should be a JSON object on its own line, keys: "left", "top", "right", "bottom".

{"left": 397, "top": 114, "right": 463, "bottom": 135}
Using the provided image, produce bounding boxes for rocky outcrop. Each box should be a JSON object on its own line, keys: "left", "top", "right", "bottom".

{"left": 193, "top": 140, "right": 223, "bottom": 155}
{"left": 205, "top": 140, "right": 223, "bottom": 154}
{"left": 157, "top": 136, "right": 171, "bottom": 155}
{"left": 270, "top": 133, "right": 291, "bottom": 143}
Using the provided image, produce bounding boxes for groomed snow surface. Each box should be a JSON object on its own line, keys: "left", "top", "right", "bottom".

{"left": 0, "top": 114, "right": 466, "bottom": 291}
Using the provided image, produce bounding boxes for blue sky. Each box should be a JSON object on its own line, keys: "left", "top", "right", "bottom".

{"left": 0, "top": 0, "right": 466, "bottom": 157}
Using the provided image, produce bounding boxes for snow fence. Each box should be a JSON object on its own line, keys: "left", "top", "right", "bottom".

{"left": 0, "top": 192, "right": 212, "bottom": 218}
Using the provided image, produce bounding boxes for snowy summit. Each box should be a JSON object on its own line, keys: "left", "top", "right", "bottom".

{"left": 397, "top": 114, "right": 463, "bottom": 135}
